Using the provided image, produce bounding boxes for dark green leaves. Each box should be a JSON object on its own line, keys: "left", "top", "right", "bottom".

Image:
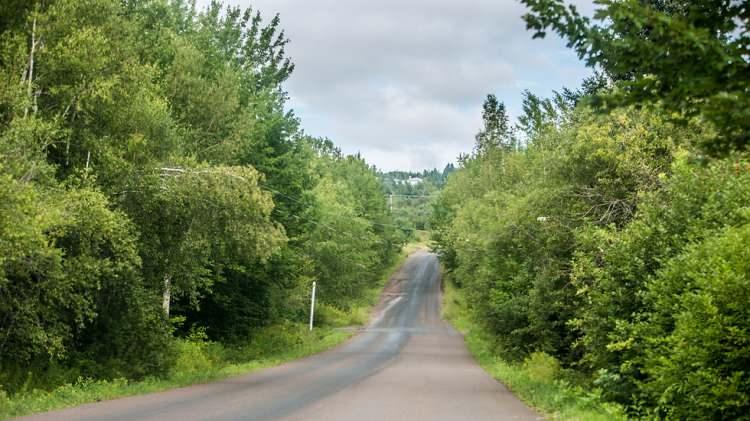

{"left": 522, "top": 0, "right": 750, "bottom": 154}
{"left": 0, "top": 0, "right": 399, "bottom": 393}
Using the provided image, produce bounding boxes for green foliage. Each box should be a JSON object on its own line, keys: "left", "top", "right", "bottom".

{"left": 0, "top": 0, "right": 400, "bottom": 404}
{"left": 442, "top": 277, "right": 627, "bottom": 421}
{"left": 121, "top": 165, "right": 285, "bottom": 304}
{"left": 475, "top": 94, "right": 514, "bottom": 154}
{"left": 433, "top": 87, "right": 749, "bottom": 417}
{"left": 570, "top": 157, "right": 750, "bottom": 407}
{"left": 0, "top": 177, "right": 171, "bottom": 389}
{"left": 433, "top": 105, "right": 685, "bottom": 361}
{"left": 523, "top": 352, "right": 560, "bottom": 384}
{"left": 521, "top": 0, "right": 750, "bottom": 155}
{"left": 305, "top": 146, "right": 402, "bottom": 308}
{"left": 639, "top": 223, "right": 750, "bottom": 419}
{"left": 433, "top": 3, "right": 750, "bottom": 417}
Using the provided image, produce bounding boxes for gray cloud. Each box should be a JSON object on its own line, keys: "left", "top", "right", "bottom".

{"left": 199, "top": 0, "right": 594, "bottom": 171}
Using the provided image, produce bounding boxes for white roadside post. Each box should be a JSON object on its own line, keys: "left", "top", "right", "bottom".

{"left": 309, "top": 281, "right": 317, "bottom": 331}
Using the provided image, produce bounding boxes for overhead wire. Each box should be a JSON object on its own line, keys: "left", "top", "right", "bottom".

{"left": 151, "top": 167, "right": 423, "bottom": 242}
{"left": 257, "top": 182, "right": 422, "bottom": 250}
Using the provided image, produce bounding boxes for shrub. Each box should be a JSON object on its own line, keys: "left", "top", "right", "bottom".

{"left": 170, "top": 340, "right": 217, "bottom": 379}
{"left": 637, "top": 223, "right": 750, "bottom": 419}
{"left": 523, "top": 352, "right": 561, "bottom": 383}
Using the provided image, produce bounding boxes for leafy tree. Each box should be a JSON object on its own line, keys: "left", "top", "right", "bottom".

{"left": 0, "top": 177, "right": 171, "bottom": 388}
{"left": 305, "top": 143, "right": 401, "bottom": 307}
{"left": 1, "top": 0, "right": 400, "bottom": 392}
{"left": 475, "top": 94, "right": 514, "bottom": 154}
{"left": 517, "top": 89, "right": 576, "bottom": 141}
{"left": 432, "top": 97, "right": 702, "bottom": 364}
{"left": 522, "top": 0, "right": 750, "bottom": 154}
{"left": 572, "top": 156, "right": 750, "bottom": 409}
{"left": 119, "top": 165, "right": 285, "bottom": 316}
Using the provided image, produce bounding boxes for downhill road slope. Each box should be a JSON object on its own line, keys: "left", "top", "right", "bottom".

{"left": 21, "top": 251, "right": 540, "bottom": 421}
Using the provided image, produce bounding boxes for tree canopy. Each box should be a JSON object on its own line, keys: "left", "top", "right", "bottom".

{"left": 522, "top": 0, "right": 750, "bottom": 154}
{"left": 433, "top": 1, "right": 750, "bottom": 417}
{"left": 0, "top": 0, "right": 401, "bottom": 393}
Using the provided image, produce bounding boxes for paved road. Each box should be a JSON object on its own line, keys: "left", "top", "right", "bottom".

{"left": 21, "top": 251, "right": 540, "bottom": 421}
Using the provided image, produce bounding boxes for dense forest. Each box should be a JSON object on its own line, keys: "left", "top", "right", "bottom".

{"left": 0, "top": 0, "right": 404, "bottom": 396}
{"left": 433, "top": 0, "right": 749, "bottom": 419}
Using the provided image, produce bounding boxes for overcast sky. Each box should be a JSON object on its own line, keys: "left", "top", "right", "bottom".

{"left": 197, "top": 0, "right": 595, "bottom": 171}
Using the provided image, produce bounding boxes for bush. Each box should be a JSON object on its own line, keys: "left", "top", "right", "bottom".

{"left": 570, "top": 157, "right": 750, "bottom": 408}
{"left": 0, "top": 182, "right": 173, "bottom": 392}
{"left": 523, "top": 352, "right": 560, "bottom": 383}
{"left": 170, "top": 330, "right": 220, "bottom": 379}
{"left": 637, "top": 223, "right": 750, "bottom": 419}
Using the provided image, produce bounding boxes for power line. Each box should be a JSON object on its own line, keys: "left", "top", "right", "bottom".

{"left": 154, "top": 167, "right": 421, "bottom": 238}
{"left": 259, "top": 182, "right": 418, "bottom": 234}
{"left": 385, "top": 194, "right": 438, "bottom": 198}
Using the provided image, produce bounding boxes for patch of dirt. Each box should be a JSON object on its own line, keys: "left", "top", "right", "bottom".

{"left": 368, "top": 257, "right": 411, "bottom": 325}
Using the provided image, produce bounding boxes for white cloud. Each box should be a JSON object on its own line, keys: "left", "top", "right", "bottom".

{"left": 197, "top": 0, "right": 594, "bottom": 171}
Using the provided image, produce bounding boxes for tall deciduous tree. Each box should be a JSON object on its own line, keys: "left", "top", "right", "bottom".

{"left": 474, "top": 94, "right": 514, "bottom": 154}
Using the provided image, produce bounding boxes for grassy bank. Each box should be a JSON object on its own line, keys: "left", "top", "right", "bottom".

{"left": 403, "top": 230, "right": 430, "bottom": 254}
{"left": 442, "top": 276, "right": 627, "bottom": 421}
{"left": 0, "top": 325, "right": 347, "bottom": 419}
{"left": 0, "top": 246, "right": 417, "bottom": 419}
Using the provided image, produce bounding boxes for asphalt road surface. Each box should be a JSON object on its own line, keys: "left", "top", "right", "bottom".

{"left": 21, "top": 251, "right": 540, "bottom": 421}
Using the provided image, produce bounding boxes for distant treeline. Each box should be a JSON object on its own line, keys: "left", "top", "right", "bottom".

{"left": 433, "top": 1, "right": 750, "bottom": 419}
{"left": 0, "top": 1, "right": 402, "bottom": 394}
{"left": 378, "top": 166, "right": 454, "bottom": 231}
{"left": 380, "top": 165, "right": 455, "bottom": 192}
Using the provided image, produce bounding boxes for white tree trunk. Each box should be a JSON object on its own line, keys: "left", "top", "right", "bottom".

{"left": 23, "top": 13, "right": 38, "bottom": 118}
{"left": 162, "top": 274, "right": 172, "bottom": 317}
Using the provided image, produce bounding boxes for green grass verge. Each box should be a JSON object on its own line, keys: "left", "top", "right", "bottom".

{"left": 0, "top": 325, "right": 347, "bottom": 419}
{"left": 315, "top": 244, "right": 415, "bottom": 327}
{"left": 403, "top": 230, "right": 430, "bottom": 255}
{"left": 0, "top": 245, "right": 418, "bottom": 420}
{"left": 442, "top": 276, "right": 628, "bottom": 421}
